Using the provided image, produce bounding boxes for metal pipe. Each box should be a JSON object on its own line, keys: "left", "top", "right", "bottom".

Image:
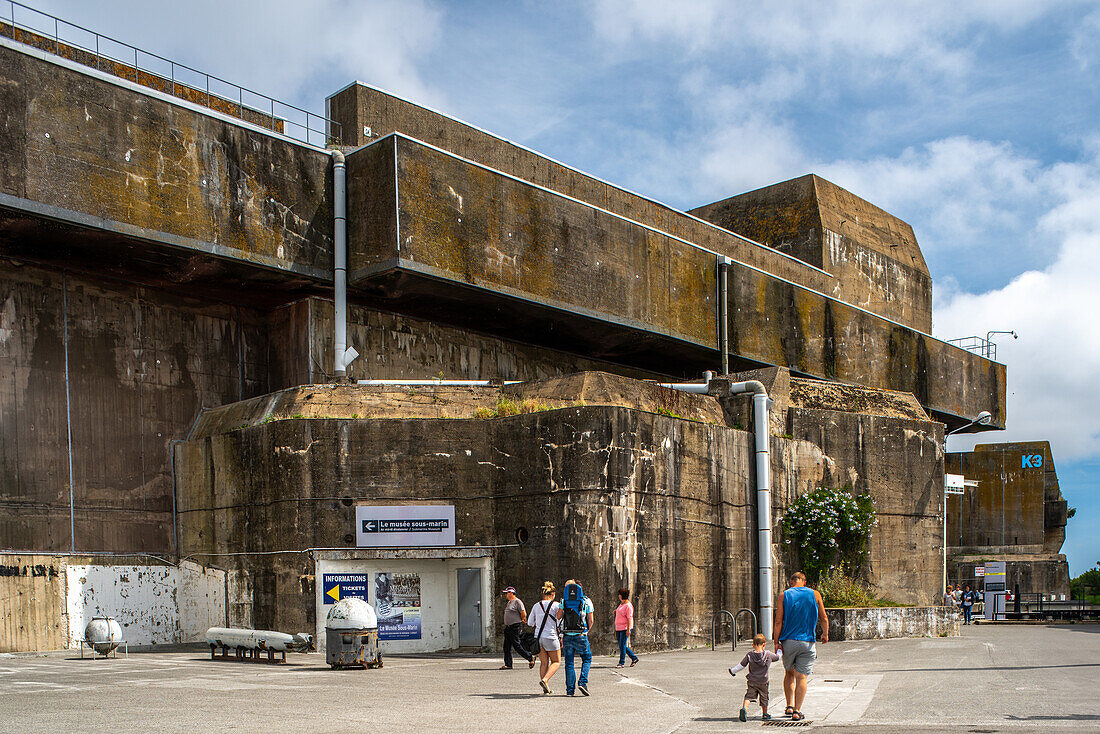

{"left": 356, "top": 379, "right": 523, "bottom": 387}
{"left": 660, "top": 375, "right": 774, "bottom": 638}
{"left": 330, "top": 150, "right": 353, "bottom": 379}
{"left": 717, "top": 256, "right": 731, "bottom": 376}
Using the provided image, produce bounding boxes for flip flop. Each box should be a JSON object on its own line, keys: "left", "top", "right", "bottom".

{"left": 791, "top": 711, "right": 804, "bottom": 721}
{"left": 528, "top": 659, "right": 536, "bottom": 669}
{"left": 499, "top": 665, "right": 511, "bottom": 669}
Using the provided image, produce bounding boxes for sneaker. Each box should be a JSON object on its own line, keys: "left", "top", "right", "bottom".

{"left": 579, "top": 684, "right": 589, "bottom": 696}
{"left": 739, "top": 707, "right": 747, "bottom": 722}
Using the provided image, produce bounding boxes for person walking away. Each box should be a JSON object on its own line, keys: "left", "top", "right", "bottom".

{"left": 773, "top": 571, "right": 829, "bottom": 722}
{"left": 614, "top": 588, "right": 639, "bottom": 668}
{"left": 528, "top": 581, "right": 561, "bottom": 694}
{"left": 729, "top": 633, "right": 782, "bottom": 721}
{"left": 559, "top": 579, "right": 594, "bottom": 696}
{"left": 961, "top": 583, "right": 977, "bottom": 625}
{"left": 500, "top": 586, "right": 534, "bottom": 670}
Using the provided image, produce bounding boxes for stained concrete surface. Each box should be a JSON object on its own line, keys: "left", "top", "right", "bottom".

{"left": 1, "top": 625, "right": 1097, "bottom": 732}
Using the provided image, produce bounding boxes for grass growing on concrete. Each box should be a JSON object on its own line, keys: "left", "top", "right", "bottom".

{"left": 473, "top": 396, "right": 553, "bottom": 419}
{"left": 817, "top": 569, "right": 899, "bottom": 607}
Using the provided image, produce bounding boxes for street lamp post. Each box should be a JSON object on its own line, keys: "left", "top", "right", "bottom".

{"left": 943, "top": 411, "right": 994, "bottom": 594}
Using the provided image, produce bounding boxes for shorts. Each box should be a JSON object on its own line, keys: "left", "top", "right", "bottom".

{"left": 539, "top": 635, "right": 561, "bottom": 652}
{"left": 744, "top": 679, "right": 769, "bottom": 704}
{"left": 780, "top": 639, "right": 816, "bottom": 676}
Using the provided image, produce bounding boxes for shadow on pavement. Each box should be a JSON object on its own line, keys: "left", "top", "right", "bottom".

{"left": 468, "top": 693, "right": 547, "bottom": 699}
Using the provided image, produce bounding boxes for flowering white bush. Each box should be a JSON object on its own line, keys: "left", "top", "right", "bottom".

{"left": 781, "top": 485, "right": 877, "bottom": 583}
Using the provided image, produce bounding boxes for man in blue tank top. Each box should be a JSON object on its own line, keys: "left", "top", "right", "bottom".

{"left": 772, "top": 571, "right": 829, "bottom": 722}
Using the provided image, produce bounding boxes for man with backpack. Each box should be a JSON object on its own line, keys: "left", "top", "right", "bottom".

{"left": 558, "top": 579, "right": 594, "bottom": 696}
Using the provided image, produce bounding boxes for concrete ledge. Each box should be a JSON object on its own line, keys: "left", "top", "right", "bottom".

{"left": 826, "top": 606, "right": 960, "bottom": 641}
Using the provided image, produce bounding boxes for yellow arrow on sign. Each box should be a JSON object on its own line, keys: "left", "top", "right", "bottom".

{"left": 326, "top": 585, "right": 340, "bottom": 602}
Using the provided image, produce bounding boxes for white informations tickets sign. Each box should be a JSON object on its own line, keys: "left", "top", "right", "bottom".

{"left": 355, "top": 505, "right": 457, "bottom": 547}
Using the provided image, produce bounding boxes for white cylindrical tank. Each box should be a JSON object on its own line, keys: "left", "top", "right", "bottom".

{"left": 84, "top": 617, "right": 123, "bottom": 655}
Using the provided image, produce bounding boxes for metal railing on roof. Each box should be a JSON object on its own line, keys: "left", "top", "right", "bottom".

{"left": 947, "top": 335, "right": 996, "bottom": 361}
{"left": 2, "top": 0, "right": 340, "bottom": 146}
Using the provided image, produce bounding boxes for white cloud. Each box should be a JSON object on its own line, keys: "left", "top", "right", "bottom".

{"left": 937, "top": 152, "right": 1100, "bottom": 461}
{"left": 35, "top": 0, "right": 445, "bottom": 112}
{"left": 589, "top": 0, "right": 1064, "bottom": 75}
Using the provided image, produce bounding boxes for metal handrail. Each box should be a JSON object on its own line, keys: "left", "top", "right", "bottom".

{"left": 734, "top": 608, "right": 758, "bottom": 638}
{"left": 946, "top": 335, "right": 996, "bottom": 361}
{"left": 712, "top": 608, "right": 759, "bottom": 652}
{"left": 2, "top": 0, "right": 340, "bottom": 146}
{"left": 711, "top": 610, "right": 735, "bottom": 651}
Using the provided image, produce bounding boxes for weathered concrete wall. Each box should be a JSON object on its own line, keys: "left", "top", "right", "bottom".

{"left": 0, "top": 264, "right": 269, "bottom": 553}
{"left": 728, "top": 263, "right": 1005, "bottom": 428}
{"left": 350, "top": 135, "right": 717, "bottom": 355}
{"left": 66, "top": 560, "right": 225, "bottom": 647}
{"left": 786, "top": 408, "right": 944, "bottom": 604}
{"left": 276, "top": 296, "right": 667, "bottom": 386}
{"left": 946, "top": 442, "right": 1066, "bottom": 552}
{"left": 691, "top": 174, "right": 932, "bottom": 333}
{"left": 175, "top": 371, "right": 946, "bottom": 652}
{"left": 328, "top": 84, "right": 827, "bottom": 291}
{"left": 0, "top": 40, "right": 333, "bottom": 280}
{"left": 826, "top": 606, "right": 959, "bottom": 641}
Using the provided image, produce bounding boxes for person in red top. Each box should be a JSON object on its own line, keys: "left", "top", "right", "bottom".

{"left": 614, "top": 588, "right": 639, "bottom": 668}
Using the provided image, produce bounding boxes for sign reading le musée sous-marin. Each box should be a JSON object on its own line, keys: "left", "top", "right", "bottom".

{"left": 355, "top": 505, "right": 457, "bottom": 547}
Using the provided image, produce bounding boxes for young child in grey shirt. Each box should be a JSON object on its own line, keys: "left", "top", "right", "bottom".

{"left": 728, "top": 633, "right": 782, "bottom": 721}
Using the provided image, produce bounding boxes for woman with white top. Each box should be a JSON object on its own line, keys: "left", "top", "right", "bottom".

{"left": 528, "top": 580, "right": 561, "bottom": 694}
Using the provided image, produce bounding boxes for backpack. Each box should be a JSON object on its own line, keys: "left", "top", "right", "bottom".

{"left": 561, "top": 582, "right": 587, "bottom": 633}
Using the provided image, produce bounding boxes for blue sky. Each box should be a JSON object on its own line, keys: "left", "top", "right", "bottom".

{"left": 31, "top": 0, "right": 1100, "bottom": 577}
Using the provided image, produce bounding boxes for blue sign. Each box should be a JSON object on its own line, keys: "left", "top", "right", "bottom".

{"left": 1021, "top": 454, "right": 1043, "bottom": 468}
{"left": 323, "top": 573, "right": 370, "bottom": 605}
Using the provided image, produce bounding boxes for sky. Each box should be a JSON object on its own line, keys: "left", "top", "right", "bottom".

{"left": 25, "top": 0, "right": 1100, "bottom": 576}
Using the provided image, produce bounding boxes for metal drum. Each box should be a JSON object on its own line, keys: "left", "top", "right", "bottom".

{"left": 325, "top": 598, "right": 381, "bottom": 669}
{"left": 84, "top": 616, "right": 123, "bottom": 656}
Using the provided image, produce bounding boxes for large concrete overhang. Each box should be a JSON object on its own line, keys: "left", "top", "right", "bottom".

{"left": 345, "top": 134, "right": 1006, "bottom": 430}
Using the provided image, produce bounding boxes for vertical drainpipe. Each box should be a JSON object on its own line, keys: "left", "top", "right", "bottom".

{"left": 331, "top": 150, "right": 348, "bottom": 380}
{"left": 717, "top": 256, "right": 731, "bottom": 376}
{"left": 751, "top": 388, "right": 774, "bottom": 638}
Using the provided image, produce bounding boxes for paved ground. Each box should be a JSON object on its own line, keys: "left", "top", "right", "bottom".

{"left": 1, "top": 625, "right": 1098, "bottom": 732}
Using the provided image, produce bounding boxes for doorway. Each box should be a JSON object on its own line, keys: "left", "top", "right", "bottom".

{"left": 457, "top": 568, "right": 482, "bottom": 647}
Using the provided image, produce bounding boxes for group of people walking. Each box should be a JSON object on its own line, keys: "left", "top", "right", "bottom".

{"left": 499, "top": 581, "right": 639, "bottom": 696}
{"left": 499, "top": 571, "right": 831, "bottom": 724}
{"left": 944, "top": 583, "right": 981, "bottom": 624}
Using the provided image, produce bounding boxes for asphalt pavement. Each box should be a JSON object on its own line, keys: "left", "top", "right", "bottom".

{"left": 1, "top": 624, "right": 1097, "bottom": 732}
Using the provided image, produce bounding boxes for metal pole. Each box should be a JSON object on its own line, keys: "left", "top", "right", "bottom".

{"left": 62, "top": 273, "right": 76, "bottom": 552}
{"left": 717, "top": 255, "right": 731, "bottom": 375}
